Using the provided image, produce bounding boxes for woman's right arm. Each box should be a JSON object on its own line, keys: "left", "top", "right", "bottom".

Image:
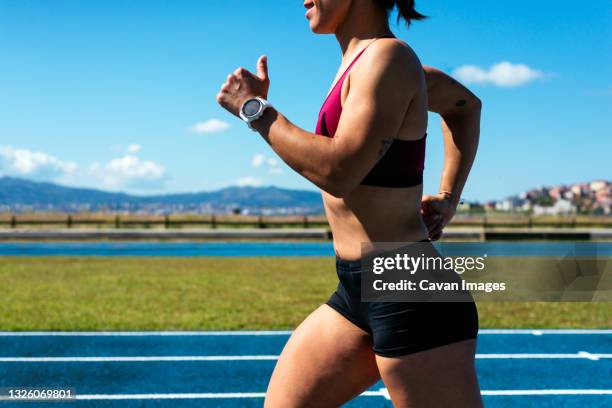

{"left": 421, "top": 66, "right": 482, "bottom": 240}
{"left": 249, "top": 43, "right": 422, "bottom": 198}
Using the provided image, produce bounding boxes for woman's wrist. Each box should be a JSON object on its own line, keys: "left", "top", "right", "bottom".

{"left": 251, "top": 106, "right": 279, "bottom": 135}
{"left": 438, "top": 190, "right": 462, "bottom": 206}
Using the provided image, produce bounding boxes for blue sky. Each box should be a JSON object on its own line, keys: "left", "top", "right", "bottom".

{"left": 0, "top": 0, "right": 610, "bottom": 201}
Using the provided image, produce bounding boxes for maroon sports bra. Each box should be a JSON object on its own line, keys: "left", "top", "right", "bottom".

{"left": 315, "top": 38, "right": 426, "bottom": 188}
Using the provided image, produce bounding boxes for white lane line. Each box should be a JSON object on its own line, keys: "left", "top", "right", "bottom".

{"left": 480, "top": 389, "right": 612, "bottom": 396}
{"left": 73, "top": 392, "right": 277, "bottom": 401}
{"left": 4, "top": 389, "right": 604, "bottom": 401}
{"left": 0, "top": 355, "right": 280, "bottom": 362}
{"left": 479, "top": 329, "right": 612, "bottom": 335}
{"left": 0, "top": 329, "right": 610, "bottom": 336}
{"left": 475, "top": 353, "right": 612, "bottom": 360}
{"left": 578, "top": 351, "right": 601, "bottom": 361}
{"left": 1, "top": 353, "right": 611, "bottom": 362}
{"left": 0, "top": 331, "right": 293, "bottom": 336}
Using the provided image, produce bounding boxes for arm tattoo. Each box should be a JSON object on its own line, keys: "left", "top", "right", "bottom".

{"left": 378, "top": 138, "right": 394, "bottom": 159}
{"left": 449, "top": 77, "right": 468, "bottom": 107}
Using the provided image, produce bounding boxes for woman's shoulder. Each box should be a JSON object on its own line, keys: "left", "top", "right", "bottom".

{"left": 354, "top": 37, "right": 423, "bottom": 81}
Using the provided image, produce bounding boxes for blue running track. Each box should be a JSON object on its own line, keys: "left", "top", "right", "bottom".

{"left": 0, "top": 329, "right": 610, "bottom": 407}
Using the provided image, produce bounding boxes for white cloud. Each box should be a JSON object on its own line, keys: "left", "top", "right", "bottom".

{"left": 188, "top": 119, "right": 231, "bottom": 134}
{"left": 251, "top": 153, "right": 266, "bottom": 167}
{"left": 126, "top": 144, "right": 142, "bottom": 154}
{"left": 251, "top": 153, "right": 282, "bottom": 175}
{"left": 0, "top": 144, "right": 167, "bottom": 192}
{"left": 452, "top": 62, "right": 544, "bottom": 87}
{"left": 89, "top": 154, "right": 166, "bottom": 189}
{"left": 234, "top": 176, "right": 263, "bottom": 187}
{"left": 267, "top": 158, "right": 282, "bottom": 175}
{"left": 0, "top": 146, "right": 77, "bottom": 180}
{"left": 267, "top": 158, "right": 282, "bottom": 174}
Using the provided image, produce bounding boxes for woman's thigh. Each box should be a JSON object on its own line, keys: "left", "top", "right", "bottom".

{"left": 264, "top": 304, "right": 380, "bottom": 408}
{"left": 376, "top": 339, "right": 482, "bottom": 408}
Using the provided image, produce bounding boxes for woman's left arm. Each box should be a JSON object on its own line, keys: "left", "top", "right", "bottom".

{"left": 421, "top": 65, "right": 482, "bottom": 240}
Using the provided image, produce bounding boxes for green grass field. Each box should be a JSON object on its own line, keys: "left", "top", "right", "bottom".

{"left": 0, "top": 257, "right": 610, "bottom": 330}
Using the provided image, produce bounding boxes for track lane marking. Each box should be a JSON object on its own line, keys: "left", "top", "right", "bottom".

{"left": 0, "top": 331, "right": 293, "bottom": 336}
{"left": 0, "top": 355, "right": 279, "bottom": 362}
{"left": 0, "top": 329, "right": 610, "bottom": 336}
{"left": 2, "top": 389, "right": 607, "bottom": 401}
{"left": 1, "top": 353, "right": 611, "bottom": 362}
{"left": 480, "top": 390, "right": 612, "bottom": 396}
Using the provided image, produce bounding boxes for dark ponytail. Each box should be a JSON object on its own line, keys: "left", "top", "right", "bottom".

{"left": 374, "top": 0, "right": 426, "bottom": 27}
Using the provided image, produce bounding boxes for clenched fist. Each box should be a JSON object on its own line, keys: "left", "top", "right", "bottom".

{"left": 421, "top": 193, "right": 457, "bottom": 241}
{"left": 216, "top": 55, "right": 270, "bottom": 117}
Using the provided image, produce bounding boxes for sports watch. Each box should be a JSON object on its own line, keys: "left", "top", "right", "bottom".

{"left": 239, "top": 97, "right": 273, "bottom": 131}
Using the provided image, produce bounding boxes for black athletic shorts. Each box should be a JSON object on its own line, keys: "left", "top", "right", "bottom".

{"left": 326, "top": 245, "right": 479, "bottom": 357}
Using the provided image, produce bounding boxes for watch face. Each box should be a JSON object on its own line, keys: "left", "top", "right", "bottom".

{"left": 242, "top": 99, "right": 262, "bottom": 117}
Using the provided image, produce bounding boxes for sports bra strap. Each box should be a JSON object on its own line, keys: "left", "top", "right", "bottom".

{"left": 337, "top": 37, "right": 392, "bottom": 84}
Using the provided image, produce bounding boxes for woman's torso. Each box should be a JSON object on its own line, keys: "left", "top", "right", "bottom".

{"left": 319, "top": 38, "right": 429, "bottom": 260}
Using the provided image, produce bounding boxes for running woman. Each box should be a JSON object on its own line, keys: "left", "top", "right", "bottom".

{"left": 216, "top": 1, "right": 482, "bottom": 406}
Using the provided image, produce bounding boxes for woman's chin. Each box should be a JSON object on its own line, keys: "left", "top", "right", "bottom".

{"left": 309, "top": 21, "right": 333, "bottom": 34}
{"left": 308, "top": 19, "right": 319, "bottom": 33}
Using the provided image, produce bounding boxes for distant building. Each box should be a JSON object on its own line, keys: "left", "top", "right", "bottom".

{"left": 570, "top": 184, "right": 583, "bottom": 196}
{"left": 590, "top": 180, "right": 609, "bottom": 192}
{"left": 533, "top": 199, "right": 576, "bottom": 215}
{"left": 484, "top": 201, "right": 497, "bottom": 211}
{"left": 549, "top": 186, "right": 564, "bottom": 200}
{"left": 495, "top": 196, "right": 526, "bottom": 211}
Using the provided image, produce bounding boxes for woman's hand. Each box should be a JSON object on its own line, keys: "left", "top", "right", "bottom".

{"left": 216, "top": 55, "right": 270, "bottom": 117}
{"left": 421, "top": 193, "right": 457, "bottom": 241}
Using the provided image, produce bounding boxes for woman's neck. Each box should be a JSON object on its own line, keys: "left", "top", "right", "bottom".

{"left": 335, "top": 1, "right": 394, "bottom": 57}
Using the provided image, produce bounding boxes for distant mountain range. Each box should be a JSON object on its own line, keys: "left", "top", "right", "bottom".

{"left": 0, "top": 177, "right": 323, "bottom": 214}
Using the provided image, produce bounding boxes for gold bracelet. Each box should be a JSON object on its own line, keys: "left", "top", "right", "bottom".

{"left": 439, "top": 190, "right": 464, "bottom": 205}
{"left": 438, "top": 190, "right": 455, "bottom": 199}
